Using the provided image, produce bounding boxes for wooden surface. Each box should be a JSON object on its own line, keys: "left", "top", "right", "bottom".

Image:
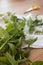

{"left": 0, "top": 0, "right": 43, "bottom": 62}
{"left": 0, "top": 0, "right": 43, "bottom": 15}
{"left": 29, "top": 48, "right": 43, "bottom": 61}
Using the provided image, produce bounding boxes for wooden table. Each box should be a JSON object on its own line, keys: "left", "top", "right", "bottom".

{"left": 0, "top": 0, "right": 43, "bottom": 62}
{"left": 0, "top": 0, "right": 43, "bottom": 15}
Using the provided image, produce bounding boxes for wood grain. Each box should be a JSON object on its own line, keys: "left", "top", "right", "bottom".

{"left": 29, "top": 48, "right": 43, "bottom": 61}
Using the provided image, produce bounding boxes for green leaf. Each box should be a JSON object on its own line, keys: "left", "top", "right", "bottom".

{"left": 7, "top": 12, "right": 11, "bottom": 16}
{"left": 16, "top": 37, "right": 22, "bottom": 48}
{"left": 4, "top": 18, "right": 10, "bottom": 23}
{"left": 0, "top": 57, "right": 10, "bottom": 65}
{"left": 18, "top": 58, "right": 32, "bottom": 63}
{"left": 6, "top": 52, "right": 18, "bottom": 65}
{"left": 6, "top": 22, "right": 19, "bottom": 36}
{"left": 11, "top": 15, "right": 18, "bottom": 22}
{"left": 32, "top": 61, "right": 43, "bottom": 65}
{"left": 27, "top": 17, "right": 42, "bottom": 34}
{"left": 21, "top": 48, "right": 30, "bottom": 57}
{"left": 27, "top": 17, "right": 34, "bottom": 33}
{"left": 8, "top": 43, "right": 16, "bottom": 55}
{"left": 15, "top": 52, "right": 20, "bottom": 61}
{"left": 27, "top": 17, "right": 33, "bottom": 26}
{"left": 18, "top": 18, "right": 26, "bottom": 30}
{"left": 0, "top": 44, "right": 9, "bottom": 53}
{"left": 0, "top": 62, "right": 8, "bottom": 65}
{"left": 25, "top": 37, "right": 37, "bottom": 46}
{"left": 37, "top": 23, "right": 43, "bottom": 26}
{"left": 33, "top": 17, "right": 42, "bottom": 26}
{"left": 35, "top": 30, "right": 43, "bottom": 34}
{"left": 6, "top": 22, "right": 15, "bottom": 33}
{"left": 0, "top": 27, "right": 10, "bottom": 52}
{"left": 0, "top": 14, "right": 3, "bottom": 17}
{"left": 29, "top": 26, "right": 34, "bottom": 34}
{"left": 0, "top": 27, "right": 9, "bottom": 41}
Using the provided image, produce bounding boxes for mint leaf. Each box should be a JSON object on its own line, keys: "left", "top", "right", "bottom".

{"left": 32, "top": 61, "right": 43, "bottom": 65}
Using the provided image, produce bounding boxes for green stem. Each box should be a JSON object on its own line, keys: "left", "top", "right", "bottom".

{"left": 17, "top": 58, "right": 32, "bottom": 63}
{"left": 37, "top": 23, "right": 43, "bottom": 26}
{"left": 0, "top": 34, "right": 16, "bottom": 50}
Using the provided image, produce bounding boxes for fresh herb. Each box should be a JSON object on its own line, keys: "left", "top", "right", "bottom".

{"left": 0, "top": 14, "right": 3, "bottom": 17}
{"left": 32, "top": 61, "right": 43, "bottom": 65}
{"left": 35, "top": 30, "right": 43, "bottom": 34}
{"left": 0, "top": 12, "right": 43, "bottom": 65}
{"left": 27, "top": 16, "right": 43, "bottom": 34}
{"left": 0, "top": 12, "right": 37, "bottom": 65}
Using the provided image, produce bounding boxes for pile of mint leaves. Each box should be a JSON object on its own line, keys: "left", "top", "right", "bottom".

{"left": 0, "top": 12, "right": 43, "bottom": 65}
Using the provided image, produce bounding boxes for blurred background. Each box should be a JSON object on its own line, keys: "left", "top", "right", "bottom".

{"left": 0, "top": 0, "right": 43, "bottom": 15}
